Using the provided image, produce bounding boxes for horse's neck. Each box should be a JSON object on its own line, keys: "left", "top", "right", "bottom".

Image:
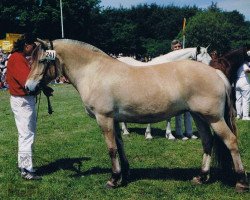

{"left": 56, "top": 45, "right": 102, "bottom": 86}
{"left": 149, "top": 48, "right": 195, "bottom": 64}
{"left": 166, "top": 49, "right": 194, "bottom": 60}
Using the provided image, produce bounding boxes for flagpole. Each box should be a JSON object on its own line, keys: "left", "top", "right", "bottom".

{"left": 182, "top": 18, "right": 186, "bottom": 48}
{"left": 60, "top": 0, "right": 64, "bottom": 38}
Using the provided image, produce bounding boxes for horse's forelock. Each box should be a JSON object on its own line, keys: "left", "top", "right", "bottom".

{"left": 31, "top": 44, "right": 43, "bottom": 63}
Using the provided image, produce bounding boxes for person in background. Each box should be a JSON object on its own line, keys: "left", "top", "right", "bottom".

{"left": 6, "top": 33, "right": 42, "bottom": 180}
{"left": 235, "top": 61, "right": 250, "bottom": 120}
{"left": 169, "top": 39, "right": 198, "bottom": 140}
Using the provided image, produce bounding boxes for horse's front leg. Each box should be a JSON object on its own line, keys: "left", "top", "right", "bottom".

{"left": 145, "top": 124, "right": 153, "bottom": 139}
{"left": 96, "top": 114, "right": 122, "bottom": 188}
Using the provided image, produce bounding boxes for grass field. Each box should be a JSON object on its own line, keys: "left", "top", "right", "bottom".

{"left": 0, "top": 84, "right": 249, "bottom": 199}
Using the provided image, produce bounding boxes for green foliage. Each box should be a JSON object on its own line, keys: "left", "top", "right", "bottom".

{"left": 0, "top": 1, "right": 249, "bottom": 56}
{"left": 141, "top": 38, "right": 171, "bottom": 57}
{"left": 0, "top": 84, "right": 249, "bottom": 199}
{"left": 185, "top": 6, "right": 250, "bottom": 54}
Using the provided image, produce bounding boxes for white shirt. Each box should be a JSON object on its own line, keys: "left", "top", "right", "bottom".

{"left": 237, "top": 62, "right": 250, "bottom": 78}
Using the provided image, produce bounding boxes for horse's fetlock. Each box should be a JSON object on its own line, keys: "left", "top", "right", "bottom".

{"left": 108, "top": 148, "right": 117, "bottom": 157}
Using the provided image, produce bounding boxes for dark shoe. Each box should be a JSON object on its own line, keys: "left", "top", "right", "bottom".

{"left": 21, "top": 168, "right": 42, "bottom": 180}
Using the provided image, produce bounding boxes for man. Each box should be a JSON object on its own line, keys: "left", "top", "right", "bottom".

{"left": 6, "top": 33, "right": 41, "bottom": 180}
{"left": 235, "top": 61, "right": 250, "bottom": 120}
{"left": 170, "top": 39, "right": 198, "bottom": 140}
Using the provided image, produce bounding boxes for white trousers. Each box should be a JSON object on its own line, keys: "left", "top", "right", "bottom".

{"left": 175, "top": 112, "right": 193, "bottom": 137}
{"left": 10, "top": 95, "right": 36, "bottom": 172}
{"left": 235, "top": 77, "right": 250, "bottom": 117}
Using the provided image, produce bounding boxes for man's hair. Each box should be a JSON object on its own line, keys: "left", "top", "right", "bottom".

{"left": 11, "top": 33, "right": 36, "bottom": 53}
{"left": 171, "top": 39, "right": 182, "bottom": 48}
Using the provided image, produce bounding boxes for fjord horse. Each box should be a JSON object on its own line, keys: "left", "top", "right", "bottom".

{"left": 118, "top": 47, "right": 212, "bottom": 138}
{"left": 25, "top": 39, "right": 249, "bottom": 192}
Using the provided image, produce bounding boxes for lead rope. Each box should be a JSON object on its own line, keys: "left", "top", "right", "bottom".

{"left": 46, "top": 95, "right": 54, "bottom": 114}
{"left": 36, "top": 91, "right": 54, "bottom": 122}
{"left": 36, "top": 92, "right": 42, "bottom": 121}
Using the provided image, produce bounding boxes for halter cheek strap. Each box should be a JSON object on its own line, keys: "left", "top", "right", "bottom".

{"left": 195, "top": 46, "right": 201, "bottom": 61}
{"left": 41, "top": 40, "right": 58, "bottom": 79}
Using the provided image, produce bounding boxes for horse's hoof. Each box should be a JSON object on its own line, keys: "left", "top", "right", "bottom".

{"left": 145, "top": 134, "right": 153, "bottom": 140}
{"left": 122, "top": 131, "right": 130, "bottom": 135}
{"left": 235, "top": 182, "right": 249, "bottom": 192}
{"left": 191, "top": 176, "right": 202, "bottom": 185}
{"left": 106, "top": 180, "right": 119, "bottom": 189}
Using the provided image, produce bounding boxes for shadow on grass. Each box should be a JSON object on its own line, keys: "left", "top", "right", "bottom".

{"left": 127, "top": 127, "right": 200, "bottom": 138}
{"left": 36, "top": 157, "right": 91, "bottom": 176}
{"left": 70, "top": 166, "right": 200, "bottom": 181}
{"left": 75, "top": 167, "right": 249, "bottom": 187}
{"left": 36, "top": 157, "right": 249, "bottom": 187}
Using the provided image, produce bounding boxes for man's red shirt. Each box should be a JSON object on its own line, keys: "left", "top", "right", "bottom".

{"left": 6, "top": 52, "right": 31, "bottom": 96}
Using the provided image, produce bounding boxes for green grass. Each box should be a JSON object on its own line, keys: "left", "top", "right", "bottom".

{"left": 0, "top": 84, "right": 249, "bottom": 199}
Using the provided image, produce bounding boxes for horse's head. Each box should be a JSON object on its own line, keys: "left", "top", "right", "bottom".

{"left": 196, "top": 46, "right": 212, "bottom": 65}
{"left": 25, "top": 39, "right": 59, "bottom": 93}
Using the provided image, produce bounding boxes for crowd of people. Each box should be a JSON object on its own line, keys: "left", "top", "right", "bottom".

{"left": 0, "top": 52, "right": 10, "bottom": 90}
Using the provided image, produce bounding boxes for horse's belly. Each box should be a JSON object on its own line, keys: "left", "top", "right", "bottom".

{"left": 114, "top": 113, "right": 168, "bottom": 123}
{"left": 114, "top": 108, "right": 186, "bottom": 123}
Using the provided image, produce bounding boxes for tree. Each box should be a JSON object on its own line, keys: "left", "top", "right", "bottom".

{"left": 184, "top": 4, "right": 250, "bottom": 54}
{"left": 0, "top": 0, "right": 102, "bottom": 40}
{"left": 184, "top": 11, "right": 231, "bottom": 54}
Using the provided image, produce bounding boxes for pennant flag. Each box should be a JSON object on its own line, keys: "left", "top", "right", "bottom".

{"left": 182, "top": 18, "right": 186, "bottom": 36}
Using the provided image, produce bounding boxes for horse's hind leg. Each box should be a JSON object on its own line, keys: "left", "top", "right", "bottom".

{"left": 95, "top": 114, "right": 122, "bottom": 188}
{"left": 191, "top": 114, "right": 213, "bottom": 184}
{"left": 210, "top": 120, "right": 249, "bottom": 192}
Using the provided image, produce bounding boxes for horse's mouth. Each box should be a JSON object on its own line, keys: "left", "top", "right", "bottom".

{"left": 25, "top": 79, "right": 45, "bottom": 95}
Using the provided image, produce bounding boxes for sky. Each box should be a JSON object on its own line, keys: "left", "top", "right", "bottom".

{"left": 100, "top": 0, "right": 250, "bottom": 21}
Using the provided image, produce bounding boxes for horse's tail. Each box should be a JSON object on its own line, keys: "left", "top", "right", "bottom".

{"left": 213, "top": 70, "right": 237, "bottom": 174}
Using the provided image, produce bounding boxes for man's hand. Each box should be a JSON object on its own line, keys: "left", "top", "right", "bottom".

{"left": 42, "top": 86, "right": 54, "bottom": 97}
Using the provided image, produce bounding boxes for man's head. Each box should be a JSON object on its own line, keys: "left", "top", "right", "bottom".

{"left": 12, "top": 33, "right": 36, "bottom": 56}
{"left": 171, "top": 39, "right": 182, "bottom": 51}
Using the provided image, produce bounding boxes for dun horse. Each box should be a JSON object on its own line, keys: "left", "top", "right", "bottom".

{"left": 25, "top": 39, "right": 249, "bottom": 192}
{"left": 118, "top": 47, "right": 212, "bottom": 138}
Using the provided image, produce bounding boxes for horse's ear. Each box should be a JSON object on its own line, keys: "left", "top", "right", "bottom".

{"left": 197, "top": 46, "right": 201, "bottom": 54}
{"left": 206, "top": 44, "right": 210, "bottom": 50}
{"left": 37, "top": 38, "right": 49, "bottom": 49}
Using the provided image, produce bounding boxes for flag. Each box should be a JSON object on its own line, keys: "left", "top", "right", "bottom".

{"left": 182, "top": 18, "right": 186, "bottom": 36}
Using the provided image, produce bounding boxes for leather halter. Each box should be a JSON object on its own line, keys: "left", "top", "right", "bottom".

{"left": 38, "top": 40, "right": 58, "bottom": 79}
